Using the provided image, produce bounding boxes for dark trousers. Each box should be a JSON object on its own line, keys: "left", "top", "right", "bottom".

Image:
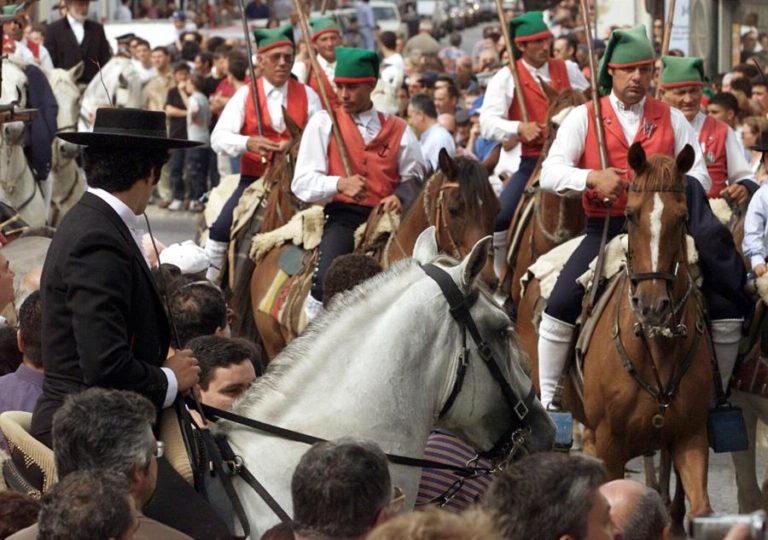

{"left": 207, "top": 148, "right": 220, "bottom": 189}
{"left": 185, "top": 146, "right": 211, "bottom": 201}
{"left": 495, "top": 155, "right": 538, "bottom": 232}
{"left": 310, "top": 202, "right": 372, "bottom": 301}
{"left": 208, "top": 174, "right": 258, "bottom": 242}
{"left": 545, "top": 176, "right": 751, "bottom": 325}
{"left": 169, "top": 148, "right": 186, "bottom": 201}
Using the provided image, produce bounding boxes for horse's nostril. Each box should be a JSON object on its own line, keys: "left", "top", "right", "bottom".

{"left": 658, "top": 298, "right": 670, "bottom": 313}
{"left": 631, "top": 296, "right": 640, "bottom": 310}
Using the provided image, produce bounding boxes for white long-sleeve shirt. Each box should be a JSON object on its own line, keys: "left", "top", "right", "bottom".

{"left": 479, "top": 58, "right": 589, "bottom": 142}
{"left": 420, "top": 122, "right": 456, "bottom": 172}
{"left": 690, "top": 111, "right": 754, "bottom": 185}
{"left": 292, "top": 55, "right": 336, "bottom": 93}
{"left": 541, "top": 92, "right": 712, "bottom": 194}
{"left": 291, "top": 107, "right": 425, "bottom": 203}
{"left": 744, "top": 183, "right": 768, "bottom": 268}
{"left": 210, "top": 80, "right": 321, "bottom": 158}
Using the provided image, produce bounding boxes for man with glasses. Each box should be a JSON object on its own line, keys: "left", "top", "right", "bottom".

{"left": 207, "top": 25, "right": 322, "bottom": 282}
{"left": 293, "top": 16, "right": 342, "bottom": 110}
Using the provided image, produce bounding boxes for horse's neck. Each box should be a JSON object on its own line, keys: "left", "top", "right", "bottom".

{"left": 535, "top": 190, "right": 585, "bottom": 246}
{"left": 261, "top": 173, "right": 297, "bottom": 232}
{"left": 389, "top": 190, "right": 429, "bottom": 260}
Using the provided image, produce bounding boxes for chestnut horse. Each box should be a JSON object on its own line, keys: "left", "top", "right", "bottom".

{"left": 518, "top": 143, "right": 713, "bottom": 518}
{"left": 251, "top": 149, "right": 501, "bottom": 359}
{"left": 502, "top": 89, "right": 587, "bottom": 307}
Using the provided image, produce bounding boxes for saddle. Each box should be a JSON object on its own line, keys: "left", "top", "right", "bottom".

{"left": 0, "top": 411, "right": 56, "bottom": 497}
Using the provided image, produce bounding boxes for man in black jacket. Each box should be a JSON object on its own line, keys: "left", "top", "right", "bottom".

{"left": 44, "top": 0, "right": 111, "bottom": 85}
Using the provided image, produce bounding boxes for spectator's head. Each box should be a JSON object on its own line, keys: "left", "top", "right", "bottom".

{"left": 707, "top": 91, "right": 739, "bottom": 127}
{"left": 213, "top": 44, "right": 232, "bottom": 76}
{"left": 186, "top": 73, "right": 206, "bottom": 95}
{"left": 64, "top": 0, "right": 90, "bottom": 23}
{"left": 134, "top": 38, "right": 151, "bottom": 66}
{"left": 483, "top": 452, "right": 615, "bottom": 540}
{"left": 553, "top": 34, "right": 577, "bottom": 62}
{"left": 438, "top": 113, "right": 456, "bottom": 134}
{"left": 379, "top": 30, "right": 396, "bottom": 54}
{"left": 742, "top": 116, "right": 768, "bottom": 152}
{"left": 599, "top": 479, "right": 668, "bottom": 540}
{"left": 742, "top": 31, "right": 759, "bottom": 54}
{"left": 733, "top": 62, "right": 760, "bottom": 80}
{"left": 0, "top": 492, "right": 39, "bottom": 539}
{"left": 181, "top": 40, "right": 201, "bottom": 62}
{"left": 455, "top": 109, "right": 471, "bottom": 143}
{"left": 407, "top": 73, "right": 426, "bottom": 96}
{"left": 206, "top": 36, "right": 225, "bottom": 54}
{"left": 169, "top": 280, "right": 229, "bottom": 348}
{"left": 194, "top": 51, "right": 213, "bottom": 75}
{"left": 407, "top": 93, "right": 438, "bottom": 136}
{"left": 0, "top": 325, "right": 22, "bottom": 376}
{"left": 731, "top": 75, "right": 753, "bottom": 98}
{"left": 0, "top": 252, "right": 14, "bottom": 313}
{"left": 310, "top": 16, "right": 341, "bottom": 63}
{"left": 397, "top": 83, "right": 409, "bottom": 117}
{"left": 188, "top": 335, "right": 262, "bottom": 411}
{"left": 17, "top": 290, "right": 41, "bottom": 369}
{"left": 368, "top": 507, "right": 501, "bottom": 540}
{"left": 335, "top": 48, "right": 379, "bottom": 115}
{"left": 172, "top": 60, "right": 191, "bottom": 85}
{"left": 255, "top": 26, "right": 295, "bottom": 87}
{"left": 52, "top": 388, "right": 160, "bottom": 509}
{"left": 227, "top": 49, "right": 248, "bottom": 83}
{"left": 151, "top": 46, "right": 171, "bottom": 71}
{"left": 418, "top": 19, "right": 433, "bottom": 35}
{"left": 291, "top": 439, "right": 394, "bottom": 540}
{"left": 752, "top": 79, "right": 768, "bottom": 111}
{"left": 449, "top": 31, "right": 461, "bottom": 48}
{"left": 322, "top": 254, "right": 382, "bottom": 308}
{"left": 158, "top": 241, "right": 210, "bottom": 278}
{"left": 433, "top": 83, "right": 459, "bottom": 115}
{"left": 476, "top": 47, "right": 499, "bottom": 73}
{"left": 28, "top": 24, "right": 45, "bottom": 45}
{"left": 38, "top": 470, "right": 138, "bottom": 540}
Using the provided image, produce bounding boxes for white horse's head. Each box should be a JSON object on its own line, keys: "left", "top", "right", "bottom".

{"left": 79, "top": 57, "right": 143, "bottom": 131}
{"left": 49, "top": 63, "right": 84, "bottom": 158}
{"left": 414, "top": 227, "right": 556, "bottom": 456}
{"left": 0, "top": 57, "right": 27, "bottom": 109}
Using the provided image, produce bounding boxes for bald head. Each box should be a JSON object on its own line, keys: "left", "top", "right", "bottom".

{"left": 600, "top": 480, "right": 668, "bottom": 540}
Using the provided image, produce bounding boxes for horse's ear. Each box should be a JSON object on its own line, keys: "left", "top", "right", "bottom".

{"left": 413, "top": 226, "right": 438, "bottom": 264}
{"left": 438, "top": 148, "right": 457, "bottom": 178}
{"left": 458, "top": 235, "right": 492, "bottom": 290}
{"left": 538, "top": 76, "right": 558, "bottom": 102}
{"left": 482, "top": 144, "right": 501, "bottom": 175}
{"left": 627, "top": 142, "right": 647, "bottom": 173}
{"left": 676, "top": 144, "right": 695, "bottom": 175}
{"left": 69, "top": 61, "right": 85, "bottom": 82}
{"left": 283, "top": 106, "right": 302, "bottom": 139}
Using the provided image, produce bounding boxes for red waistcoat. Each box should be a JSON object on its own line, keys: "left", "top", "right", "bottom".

{"left": 305, "top": 60, "right": 339, "bottom": 110}
{"left": 580, "top": 96, "right": 676, "bottom": 217}
{"left": 329, "top": 110, "right": 407, "bottom": 208}
{"left": 507, "top": 58, "right": 571, "bottom": 157}
{"left": 240, "top": 78, "right": 309, "bottom": 178}
{"left": 698, "top": 114, "right": 729, "bottom": 198}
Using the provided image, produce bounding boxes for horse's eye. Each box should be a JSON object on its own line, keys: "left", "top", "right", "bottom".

{"left": 448, "top": 206, "right": 460, "bottom": 217}
{"left": 625, "top": 210, "right": 638, "bottom": 224}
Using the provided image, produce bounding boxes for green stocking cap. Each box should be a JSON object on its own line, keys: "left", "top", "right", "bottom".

{"left": 253, "top": 25, "right": 294, "bottom": 53}
{"left": 309, "top": 16, "right": 340, "bottom": 40}
{"left": 659, "top": 55, "right": 705, "bottom": 88}
{"left": 334, "top": 47, "right": 379, "bottom": 83}
{"left": 1, "top": 4, "right": 22, "bottom": 16}
{"left": 508, "top": 11, "right": 551, "bottom": 43}
{"left": 597, "top": 25, "right": 655, "bottom": 91}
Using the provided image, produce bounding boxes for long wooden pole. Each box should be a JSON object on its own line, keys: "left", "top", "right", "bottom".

{"left": 655, "top": 0, "right": 676, "bottom": 98}
{"left": 292, "top": 0, "right": 352, "bottom": 176}
{"left": 237, "top": 0, "right": 264, "bottom": 137}
{"left": 493, "top": 0, "right": 528, "bottom": 122}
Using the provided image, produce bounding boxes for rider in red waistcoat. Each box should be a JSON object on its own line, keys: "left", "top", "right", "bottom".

{"left": 659, "top": 55, "right": 757, "bottom": 201}
{"left": 293, "top": 16, "right": 340, "bottom": 111}
{"left": 291, "top": 47, "right": 426, "bottom": 321}
{"left": 479, "top": 10, "right": 589, "bottom": 277}
{"left": 536, "top": 26, "right": 751, "bottom": 420}
{"left": 206, "top": 25, "right": 321, "bottom": 282}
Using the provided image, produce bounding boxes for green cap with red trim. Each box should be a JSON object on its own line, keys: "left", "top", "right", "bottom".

{"left": 309, "top": 16, "right": 340, "bottom": 41}
{"left": 253, "top": 25, "right": 294, "bottom": 54}
{"left": 334, "top": 47, "right": 379, "bottom": 84}
{"left": 508, "top": 11, "right": 552, "bottom": 44}
{"left": 659, "top": 55, "right": 705, "bottom": 88}
{"left": 597, "top": 25, "right": 655, "bottom": 91}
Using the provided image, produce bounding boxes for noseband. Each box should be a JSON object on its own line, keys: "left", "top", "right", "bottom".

{"left": 422, "top": 263, "right": 536, "bottom": 462}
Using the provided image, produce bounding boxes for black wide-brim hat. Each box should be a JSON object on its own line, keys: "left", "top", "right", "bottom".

{"left": 58, "top": 108, "right": 202, "bottom": 149}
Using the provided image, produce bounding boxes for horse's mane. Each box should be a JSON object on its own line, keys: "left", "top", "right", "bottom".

{"left": 235, "top": 257, "right": 423, "bottom": 411}
{"left": 634, "top": 155, "right": 684, "bottom": 193}
{"left": 454, "top": 157, "right": 500, "bottom": 215}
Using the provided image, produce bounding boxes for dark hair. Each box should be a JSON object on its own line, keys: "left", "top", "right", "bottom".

{"left": 261, "top": 522, "right": 295, "bottom": 540}
{"left": 206, "top": 36, "right": 226, "bottom": 54}
{"left": 732, "top": 76, "right": 753, "bottom": 98}
{"left": 38, "top": 470, "right": 134, "bottom": 540}
{"left": 52, "top": 388, "right": 156, "bottom": 478}
{"left": 436, "top": 82, "right": 459, "bottom": 100}
{"left": 449, "top": 31, "right": 462, "bottom": 47}
{"left": 291, "top": 438, "right": 391, "bottom": 538}
{"left": 181, "top": 40, "right": 201, "bottom": 62}
{"left": 323, "top": 254, "right": 382, "bottom": 307}
{"left": 709, "top": 91, "right": 740, "bottom": 112}
{"left": 752, "top": 76, "right": 768, "bottom": 89}
{"left": 18, "top": 290, "right": 42, "bottom": 367}
{"left": 188, "top": 335, "right": 264, "bottom": 389}
{"left": 228, "top": 50, "right": 248, "bottom": 82}
{"left": 379, "top": 30, "right": 396, "bottom": 50}
{"left": 151, "top": 263, "right": 187, "bottom": 299}
{"left": 169, "top": 281, "right": 228, "bottom": 348}
{"left": 556, "top": 34, "right": 578, "bottom": 52}
{"left": 483, "top": 453, "right": 607, "bottom": 540}
{"left": 173, "top": 60, "right": 191, "bottom": 74}
{"left": 134, "top": 38, "right": 150, "bottom": 49}
{"left": 213, "top": 44, "right": 232, "bottom": 59}
{"left": 82, "top": 147, "right": 168, "bottom": 193}
{"left": 190, "top": 73, "right": 207, "bottom": 92}
{"left": 196, "top": 51, "right": 214, "bottom": 69}
{"left": 0, "top": 491, "right": 40, "bottom": 539}
{"left": 622, "top": 488, "right": 669, "bottom": 540}
{"left": 733, "top": 62, "right": 760, "bottom": 78}
{"left": 409, "top": 92, "right": 438, "bottom": 119}
{"left": 0, "top": 325, "right": 21, "bottom": 376}
{"left": 151, "top": 45, "right": 171, "bottom": 56}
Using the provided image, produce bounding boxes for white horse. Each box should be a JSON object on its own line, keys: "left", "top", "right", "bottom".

{"left": 78, "top": 56, "right": 142, "bottom": 132}
{"left": 0, "top": 58, "right": 46, "bottom": 228}
{"left": 224, "top": 229, "right": 555, "bottom": 536}
{"left": 47, "top": 63, "right": 86, "bottom": 226}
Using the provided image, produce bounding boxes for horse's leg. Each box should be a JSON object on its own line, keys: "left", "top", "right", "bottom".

{"left": 669, "top": 467, "right": 687, "bottom": 537}
{"left": 254, "top": 310, "right": 287, "bottom": 361}
{"left": 581, "top": 425, "right": 596, "bottom": 456}
{"left": 670, "top": 432, "right": 712, "bottom": 517}
{"left": 730, "top": 391, "right": 764, "bottom": 512}
{"left": 644, "top": 454, "right": 659, "bottom": 492}
{"left": 659, "top": 450, "right": 672, "bottom": 505}
{"left": 594, "top": 424, "right": 626, "bottom": 480}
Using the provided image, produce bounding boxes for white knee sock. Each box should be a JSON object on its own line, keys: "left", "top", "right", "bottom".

{"left": 493, "top": 230, "right": 508, "bottom": 279}
{"left": 711, "top": 318, "right": 743, "bottom": 391}
{"left": 305, "top": 294, "right": 324, "bottom": 324}
{"left": 204, "top": 239, "right": 228, "bottom": 283}
{"left": 537, "top": 312, "right": 576, "bottom": 410}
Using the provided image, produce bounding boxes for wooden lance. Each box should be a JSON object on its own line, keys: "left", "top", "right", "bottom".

{"left": 494, "top": 0, "right": 528, "bottom": 122}
{"left": 236, "top": 0, "right": 267, "bottom": 164}
{"left": 655, "top": 0, "right": 676, "bottom": 98}
{"left": 292, "top": 0, "right": 353, "bottom": 176}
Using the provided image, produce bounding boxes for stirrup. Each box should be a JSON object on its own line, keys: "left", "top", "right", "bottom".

{"left": 707, "top": 401, "right": 748, "bottom": 453}
{"left": 546, "top": 404, "right": 573, "bottom": 451}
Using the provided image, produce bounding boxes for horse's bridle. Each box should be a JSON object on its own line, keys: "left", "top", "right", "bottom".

{"left": 431, "top": 182, "right": 464, "bottom": 259}
{"left": 421, "top": 263, "right": 537, "bottom": 462}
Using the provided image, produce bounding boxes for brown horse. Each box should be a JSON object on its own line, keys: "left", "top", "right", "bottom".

{"left": 251, "top": 149, "right": 501, "bottom": 359}
{"left": 502, "top": 89, "right": 588, "bottom": 306}
{"left": 518, "top": 143, "right": 713, "bottom": 518}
